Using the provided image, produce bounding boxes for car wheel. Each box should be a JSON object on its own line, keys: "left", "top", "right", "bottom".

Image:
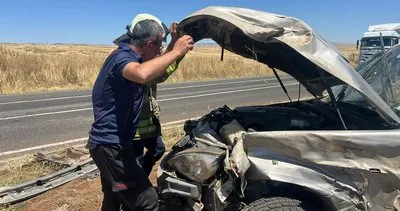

{"left": 241, "top": 197, "right": 316, "bottom": 211}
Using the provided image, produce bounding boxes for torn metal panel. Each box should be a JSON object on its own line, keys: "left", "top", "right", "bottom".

{"left": 193, "top": 121, "right": 227, "bottom": 149}
{"left": 219, "top": 119, "right": 250, "bottom": 176}
{"left": 244, "top": 130, "right": 400, "bottom": 210}
{"left": 246, "top": 156, "right": 364, "bottom": 210}
{"left": 219, "top": 119, "right": 250, "bottom": 197}
{"left": 244, "top": 130, "right": 400, "bottom": 174}
{"left": 219, "top": 119, "right": 245, "bottom": 146}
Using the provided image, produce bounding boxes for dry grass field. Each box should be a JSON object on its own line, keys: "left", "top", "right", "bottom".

{"left": 0, "top": 43, "right": 358, "bottom": 94}
{"left": 336, "top": 44, "right": 359, "bottom": 67}
{"left": 0, "top": 44, "right": 269, "bottom": 94}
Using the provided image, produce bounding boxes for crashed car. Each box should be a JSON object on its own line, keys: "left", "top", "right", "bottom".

{"left": 157, "top": 6, "right": 400, "bottom": 211}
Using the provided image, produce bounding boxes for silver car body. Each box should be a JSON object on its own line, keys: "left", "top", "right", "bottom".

{"left": 158, "top": 6, "right": 400, "bottom": 211}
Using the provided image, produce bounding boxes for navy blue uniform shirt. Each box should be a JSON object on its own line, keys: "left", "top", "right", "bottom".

{"left": 88, "top": 44, "right": 144, "bottom": 148}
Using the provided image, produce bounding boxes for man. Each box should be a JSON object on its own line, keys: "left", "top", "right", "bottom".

{"left": 133, "top": 22, "right": 184, "bottom": 176}
{"left": 115, "top": 19, "right": 184, "bottom": 176}
{"left": 132, "top": 55, "right": 183, "bottom": 176}
{"left": 87, "top": 14, "right": 193, "bottom": 211}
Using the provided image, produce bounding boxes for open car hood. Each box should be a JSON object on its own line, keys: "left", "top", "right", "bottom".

{"left": 178, "top": 6, "right": 400, "bottom": 125}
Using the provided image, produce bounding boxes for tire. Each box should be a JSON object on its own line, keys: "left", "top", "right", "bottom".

{"left": 242, "top": 197, "right": 316, "bottom": 211}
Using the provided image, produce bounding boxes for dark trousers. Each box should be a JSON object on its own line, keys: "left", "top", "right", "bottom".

{"left": 133, "top": 136, "right": 166, "bottom": 176}
{"left": 89, "top": 144, "right": 158, "bottom": 211}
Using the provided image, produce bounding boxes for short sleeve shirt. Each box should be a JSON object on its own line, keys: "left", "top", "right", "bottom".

{"left": 88, "top": 44, "right": 144, "bottom": 148}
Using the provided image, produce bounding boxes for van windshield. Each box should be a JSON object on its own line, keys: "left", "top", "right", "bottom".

{"left": 361, "top": 37, "right": 393, "bottom": 47}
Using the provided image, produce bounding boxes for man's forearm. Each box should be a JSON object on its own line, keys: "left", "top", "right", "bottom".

{"left": 152, "top": 55, "right": 184, "bottom": 84}
{"left": 136, "top": 51, "right": 180, "bottom": 82}
{"left": 123, "top": 35, "right": 193, "bottom": 84}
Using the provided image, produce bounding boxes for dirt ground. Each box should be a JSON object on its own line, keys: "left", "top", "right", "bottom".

{"left": 4, "top": 168, "right": 159, "bottom": 211}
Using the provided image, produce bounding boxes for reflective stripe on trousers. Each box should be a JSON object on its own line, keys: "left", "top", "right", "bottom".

{"left": 134, "top": 117, "right": 158, "bottom": 139}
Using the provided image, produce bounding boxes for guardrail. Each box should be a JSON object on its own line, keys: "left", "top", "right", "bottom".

{"left": 0, "top": 158, "right": 97, "bottom": 206}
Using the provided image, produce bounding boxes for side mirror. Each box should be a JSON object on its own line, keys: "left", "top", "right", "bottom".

{"left": 356, "top": 40, "right": 359, "bottom": 49}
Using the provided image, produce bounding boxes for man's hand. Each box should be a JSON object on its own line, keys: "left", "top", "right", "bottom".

{"left": 172, "top": 35, "right": 194, "bottom": 58}
{"left": 164, "top": 22, "right": 179, "bottom": 54}
{"left": 169, "top": 22, "right": 179, "bottom": 42}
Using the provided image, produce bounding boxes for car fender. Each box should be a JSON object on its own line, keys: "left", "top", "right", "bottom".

{"left": 245, "top": 154, "right": 366, "bottom": 210}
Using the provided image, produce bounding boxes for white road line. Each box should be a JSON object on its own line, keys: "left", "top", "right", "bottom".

{"left": 0, "top": 95, "right": 91, "bottom": 105}
{"left": 158, "top": 83, "right": 298, "bottom": 102}
{"left": 0, "top": 77, "right": 292, "bottom": 105}
{"left": 158, "top": 78, "right": 285, "bottom": 91}
{"left": 0, "top": 118, "right": 200, "bottom": 157}
{"left": 0, "top": 83, "right": 298, "bottom": 121}
{"left": 160, "top": 83, "right": 269, "bottom": 99}
{"left": 0, "top": 138, "right": 88, "bottom": 156}
{"left": 0, "top": 108, "right": 93, "bottom": 121}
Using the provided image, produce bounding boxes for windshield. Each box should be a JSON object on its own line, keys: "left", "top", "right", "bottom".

{"left": 361, "top": 36, "right": 394, "bottom": 48}
{"left": 334, "top": 45, "right": 400, "bottom": 117}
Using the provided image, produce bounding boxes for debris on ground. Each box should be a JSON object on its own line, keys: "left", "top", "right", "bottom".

{"left": 34, "top": 147, "right": 90, "bottom": 166}
{"left": 0, "top": 147, "right": 89, "bottom": 188}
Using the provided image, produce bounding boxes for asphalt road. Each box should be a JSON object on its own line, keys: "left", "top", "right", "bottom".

{"left": 0, "top": 76, "right": 310, "bottom": 154}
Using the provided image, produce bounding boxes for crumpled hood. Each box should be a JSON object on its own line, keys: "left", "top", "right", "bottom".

{"left": 178, "top": 6, "right": 400, "bottom": 125}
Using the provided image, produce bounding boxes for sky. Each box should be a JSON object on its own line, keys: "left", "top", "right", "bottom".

{"left": 0, "top": 0, "right": 399, "bottom": 45}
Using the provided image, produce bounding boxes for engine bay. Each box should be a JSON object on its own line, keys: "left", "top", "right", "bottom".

{"left": 158, "top": 101, "right": 398, "bottom": 210}
{"left": 233, "top": 100, "right": 389, "bottom": 131}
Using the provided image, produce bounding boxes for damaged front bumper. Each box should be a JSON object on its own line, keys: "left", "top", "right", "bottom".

{"left": 157, "top": 168, "right": 202, "bottom": 200}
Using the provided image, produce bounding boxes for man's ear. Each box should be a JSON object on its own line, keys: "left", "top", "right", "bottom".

{"left": 145, "top": 40, "right": 152, "bottom": 48}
